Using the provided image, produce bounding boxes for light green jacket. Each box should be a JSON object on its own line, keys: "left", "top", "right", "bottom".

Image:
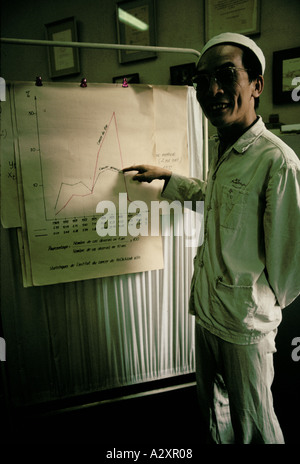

{"left": 162, "top": 117, "right": 300, "bottom": 344}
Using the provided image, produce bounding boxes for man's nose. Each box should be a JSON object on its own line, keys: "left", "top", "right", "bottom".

{"left": 208, "top": 77, "right": 224, "bottom": 96}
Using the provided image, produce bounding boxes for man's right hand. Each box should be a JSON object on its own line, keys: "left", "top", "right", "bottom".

{"left": 122, "top": 165, "right": 172, "bottom": 184}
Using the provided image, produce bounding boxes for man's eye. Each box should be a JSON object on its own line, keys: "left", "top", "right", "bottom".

{"left": 217, "top": 68, "right": 235, "bottom": 83}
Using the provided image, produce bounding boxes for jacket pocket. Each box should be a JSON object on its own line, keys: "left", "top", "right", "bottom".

{"left": 219, "top": 185, "right": 248, "bottom": 230}
{"left": 212, "top": 277, "right": 255, "bottom": 333}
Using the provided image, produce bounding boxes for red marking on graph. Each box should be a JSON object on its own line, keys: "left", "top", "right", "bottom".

{"left": 54, "top": 112, "right": 129, "bottom": 215}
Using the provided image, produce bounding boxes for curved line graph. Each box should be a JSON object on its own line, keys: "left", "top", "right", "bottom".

{"left": 54, "top": 112, "right": 129, "bottom": 216}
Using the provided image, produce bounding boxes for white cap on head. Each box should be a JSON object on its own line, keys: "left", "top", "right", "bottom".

{"left": 199, "top": 32, "right": 266, "bottom": 75}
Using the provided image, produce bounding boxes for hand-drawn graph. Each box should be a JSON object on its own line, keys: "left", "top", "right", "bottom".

{"left": 53, "top": 112, "right": 130, "bottom": 217}
{"left": 54, "top": 165, "right": 122, "bottom": 214}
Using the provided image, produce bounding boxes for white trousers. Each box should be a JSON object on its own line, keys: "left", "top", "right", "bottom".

{"left": 195, "top": 323, "right": 285, "bottom": 444}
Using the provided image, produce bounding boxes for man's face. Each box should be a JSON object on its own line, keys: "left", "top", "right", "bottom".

{"left": 195, "top": 45, "right": 257, "bottom": 130}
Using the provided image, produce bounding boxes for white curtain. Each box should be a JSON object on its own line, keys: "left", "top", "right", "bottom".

{"left": 1, "top": 88, "right": 203, "bottom": 407}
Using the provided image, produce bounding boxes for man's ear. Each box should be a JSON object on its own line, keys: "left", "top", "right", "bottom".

{"left": 252, "top": 75, "right": 264, "bottom": 98}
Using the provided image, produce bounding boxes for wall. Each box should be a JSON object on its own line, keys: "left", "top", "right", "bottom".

{"left": 1, "top": 0, "right": 300, "bottom": 137}
{"left": 0, "top": 0, "right": 203, "bottom": 84}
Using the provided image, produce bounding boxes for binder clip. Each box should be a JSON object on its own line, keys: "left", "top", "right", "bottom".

{"left": 122, "top": 78, "right": 128, "bottom": 88}
{"left": 80, "top": 78, "right": 87, "bottom": 88}
{"left": 35, "top": 76, "right": 43, "bottom": 86}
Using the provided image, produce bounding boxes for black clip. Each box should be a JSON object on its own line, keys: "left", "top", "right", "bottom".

{"left": 80, "top": 78, "right": 87, "bottom": 88}
{"left": 35, "top": 76, "right": 43, "bottom": 86}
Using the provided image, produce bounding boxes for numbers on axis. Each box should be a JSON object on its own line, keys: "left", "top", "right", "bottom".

{"left": 51, "top": 217, "right": 98, "bottom": 235}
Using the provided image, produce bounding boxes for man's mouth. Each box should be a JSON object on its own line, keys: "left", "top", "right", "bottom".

{"left": 211, "top": 102, "right": 230, "bottom": 111}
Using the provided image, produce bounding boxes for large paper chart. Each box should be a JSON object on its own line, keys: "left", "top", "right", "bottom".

{"left": 7, "top": 83, "right": 189, "bottom": 286}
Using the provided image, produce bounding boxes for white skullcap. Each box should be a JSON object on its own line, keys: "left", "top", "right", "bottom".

{"left": 200, "top": 32, "right": 266, "bottom": 74}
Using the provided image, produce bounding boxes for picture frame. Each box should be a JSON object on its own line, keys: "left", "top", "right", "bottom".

{"left": 45, "top": 17, "right": 80, "bottom": 78}
{"left": 273, "top": 47, "right": 300, "bottom": 105}
{"left": 116, "top": 0, "right": 157, "bottom": 64}
{"left": 170, "top": 63, "right": 196, "bottom": 86}
{"left": 205, "top": 0, "right": 261, "bottom": 41}
{"left": 113, "top": 73, "right": 140, "bottom": 84}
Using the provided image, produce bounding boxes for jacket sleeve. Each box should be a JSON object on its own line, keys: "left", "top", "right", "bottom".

{"left": 161, "top": 173, "right": 206, "bottom": 210}
{"left": 263, "top": 160, "right": 300, "bottom": 308}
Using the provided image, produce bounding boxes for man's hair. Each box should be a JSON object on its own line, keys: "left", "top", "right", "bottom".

{"left": 240, "top": 45, "right": 262, "bottom": 109}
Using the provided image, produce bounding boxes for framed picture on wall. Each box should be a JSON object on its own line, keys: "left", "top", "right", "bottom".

{"left": 45, "top": 17, "right": 80, "bottom": 78}
{"left": 170, "top": 63, "right": 196, "bottom": 86}
{"left": 116, "top": 0, "right": 157, "bottom": 64}
{"left": 112, "top": 73, "right": 140, "bottom": 84}
{"left": 273, "top": 47, "right": 300, "bottom": 105}
{"left": 205, "top": 0, "right": 261, "bottom": 41}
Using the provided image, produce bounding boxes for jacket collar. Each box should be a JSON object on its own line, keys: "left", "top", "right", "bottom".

{"left": 212, "top": 116, "right": 266, "bottom": 165}
{"left": 231, "top": 116, "right": 265, "bottom": 154}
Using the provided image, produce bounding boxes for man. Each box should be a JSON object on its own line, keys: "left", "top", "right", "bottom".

{"left": 123, "top": 33, "right": 300, "bottom": 444}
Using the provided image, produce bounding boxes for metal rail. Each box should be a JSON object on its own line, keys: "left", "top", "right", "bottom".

{"left": 0, "top": 37, "right": 201, "bottom": 58}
